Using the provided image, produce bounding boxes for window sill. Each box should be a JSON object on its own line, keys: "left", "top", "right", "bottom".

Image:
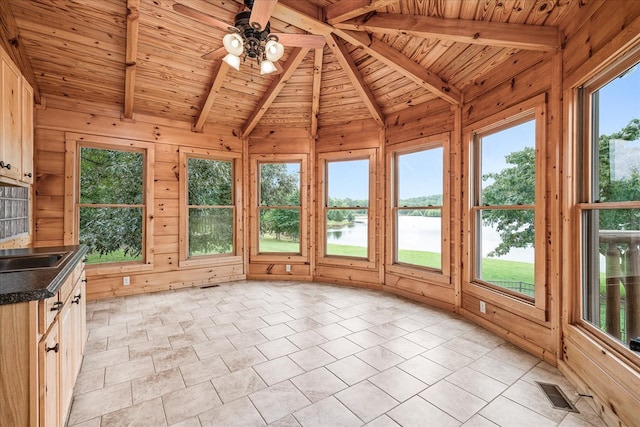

{"left": 179, "top": 255, "right": 243, "bottom": 268}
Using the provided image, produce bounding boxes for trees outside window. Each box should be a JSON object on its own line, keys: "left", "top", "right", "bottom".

{"left": 580, "top": 57, "right": 640, "bottom": 349}
{"left": 79, "top": 145, "right": 145, "bottom": 264}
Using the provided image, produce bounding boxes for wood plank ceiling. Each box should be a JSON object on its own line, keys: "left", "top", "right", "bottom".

{"left": 2, "top": 0, "right": 580, "bottom": 137}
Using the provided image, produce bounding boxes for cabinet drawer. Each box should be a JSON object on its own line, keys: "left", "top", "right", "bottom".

{"left": 59, "top": 261, "right": 83, "bottom": 304}
{"left": 39, "top": 295, "right": 62, "bottom": 335}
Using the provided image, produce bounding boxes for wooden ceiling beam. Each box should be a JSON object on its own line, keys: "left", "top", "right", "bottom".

{"left": 334, "top": 29, "right": 461, "bottom": 105}
{"left": 325, "top": 34, "right": 384, "bottom": 127}
{"left": 0, "top": 1, "right": 41, "bottom": 103}
{"left": 242, "top": 47, "right": 310, "bottom": 137}
{"left": 123, "top": 0, "right": 140, "bottom": 120}
{"left": 335, "top": 13, "right": 560, "bottom": 51}
{"left": 193, "top": 61, "right": 230, "bottom": 132}
{"left": 272, "top": 1, "right": 333, "bottom": 36}
{"left": 311, "top": 47, "right": 323, "bottom": 137}
{"left": 325, "top": 0, "right": 399, "bottom": 25}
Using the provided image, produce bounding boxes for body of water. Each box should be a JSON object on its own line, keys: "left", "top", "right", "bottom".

{"left": 326, "top": 216, "right": 535, "bottom": 263}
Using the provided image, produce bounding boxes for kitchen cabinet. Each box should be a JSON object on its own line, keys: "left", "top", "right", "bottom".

{"left": 0, "top": 47, "right": 34, "bottom": 185}
{"left": 0, "top": 253, "right": 86, "bottom": 426}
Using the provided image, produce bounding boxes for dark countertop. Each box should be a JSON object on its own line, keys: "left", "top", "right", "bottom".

{"left": 0, "top": 245, "right": 88, "bottom": 305}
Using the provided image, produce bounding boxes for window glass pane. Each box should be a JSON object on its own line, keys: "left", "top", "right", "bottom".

{"left": 326, "top": 209, "right": 367, "bottom": 257}
{"left": 476, "top": 209, "right": 535, "bottom": 298}
{"left": 583, "top": 208, "right": 640, "bottom": 346}
{"left": 188, "top": 158, "right": 232, "bottom": 205}
{"left": 396, "top": 209, "right": 441, "bottom": 269}
{"left": 188, "top": 208, "right": 233, "bottom": 256}
{"left": 259, "top": 208, "right": 300, "bottom": 253}
{"left": 480, "top": 120, "right": 535, "bottom": 206}
{"left": 592, "top": 63, "right": 640, "bottom": 202}
{"left": 260, "top": 163, "right": 300, "bottom": 206}
{"left": 328, "top": 159, "right": 369, "bottom": 207}
{"left": 398, "top": 149, "right": 442, "bottom": 205}
{"left": 80, "top": 147, "right": 142, "bottom": 205}
{"left": 80, "top": 207, "right": 142, "bottom": 264}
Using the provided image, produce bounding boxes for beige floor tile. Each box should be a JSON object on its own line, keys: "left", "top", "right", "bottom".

{"left": 310, "top": 311, "right": 343, "bottom": 325}
{"left": 486, "top": 343, "right": 541, "bottom": 371}
{"left": 198, "top": 397, "right": 265, "bottom": 427}
{"left": 368, "top": 366, "right": 428, "bottom": 402}
{"left": 192, "top": 337, "right": 236, "bottom": 359}
{"left": 80, "top": 346, "right": 129, "bottom": 373}
{"left": 288, "top": 330, "right": 328, "bottom": 349}
{"left": 270, "top": 414, "right": 302, "bottom": 426}
{"left": 335, "top": 380, "right": 399, "bottom": 423}
{"left": 67, "top": 382, "right": 132, "bottom": 425}
{"left": 179, "top": 355, "right": 229, "bottom": 386}
{"left": 380, "top": 337, "right": 426, "bottom": 359}
{"left": 221, "top": 346, "right": 267, "bottom": 372}
{"left": 287, "top": 317, "right": 323, "bottom": 332}
{"left": 403, "top": 329, "right": 448, "bottom": 349}
{"left": 126, "top": 316, "right": 163, "bottom": 333}
{"left": 422, "top": 345, "right": 474, "bottom": 371}
{"left": 250, "top": 381, "right": 311, "bottom": 423}
{"left": 254, "top": 356, "right": 305, "bottom": 385}
{"left": 104, "top": 356, "right": 155, "bottom": 386}
{"left": 169, "top": 417, "right": 202, "bottom": 427}
{"left": 152, "top": 346, "right": 199, "bottom": 372}
{"left": 367, "top": 323, "right": 407, "bottom": 340}
{"left": 398, "top": 355, "right": 451, "bottom": 385}
{"left": 461, "top": 415, "right": 499, "bottom": 426}
{"left": 131, "top": 367, "right": 185, "bottom": 404}
{"left": 326, "top": 355, "right": 379, "bottom": 385}
{"left": 107, "top": 329, "right": 149, "bottom": 350}
{"left": 446, "top": 367, "right": 508, "bottom": 402}
{"left": 162, "top": 381, "right": 222, "bottom": 425}
{"left": 256, "top": 337, "right": 301, "bottom": 359}
{"left": 320, "top": 337, "right": 364, "bottom": 359}
{"left": 420, "top": 380, "right": 488, "bottom": 423}
{"left": 68, "top": 418, "right": 101, "bottom": 427}
{"left": 314, "top": 323, "right": 352, "bottom": 340}
{"left": 128, "top": 336, "right": 172, "bottom": 360}
{"left": 389, "top": 317, "right": 425, "bottom": 332}
{"left": 227, "top": 329, "right": 268, "bottom": 349}
{"left": 291, "top": 367, "right": 347, "bottom": 402}
{"left": 339, "top": 317, "right": 374, "bottom": 332}
{"left": 87, "top": 323, "right": 128, "bottom": 341}
{"left": 469, "top": 355, "right": 527, "bottom": 385}
{"left": 346, "top": 330, "right": 387, "bottom": 349}
{"left": 74, "top": 368, "right": 105, "bottom": 395}
{"left": 442, "top": 337, "right": 493, "bottom": 360}
{"left": 480, "top": 396, "right": 557, "bottom": 427}
{"left": 293, "top": 396, "right": 362, "bottom": 427}
{"left": 211, "top": 367, "right": 267, "bottom": 402}
{"left": 365, "top": 414, "right": 400, "bottom": 426}
{"left": 168, "top": 329, "right": 208, "bottom": 349}
{"left": 387, "top": 396, "right": 460, "bottom": 427}
{"left": 356, "top": 346, "right": 405, "bottom": 371}
{"left": 234, "top": 316, "right": 269, "bottom": 332}
{"left": 502, "top": 380, "right": 569, "bottom": 423}
{"left": 259, "top": 323, "right": 296, "bottom": 340}
{"left": 100, "top": 397, "right": 167, "bottom": 426}
{"left": 289, "top": 346, "right": 337, "bottom": 371}
{"left": 146, "top": 324, "right": 185, "bottom": 341}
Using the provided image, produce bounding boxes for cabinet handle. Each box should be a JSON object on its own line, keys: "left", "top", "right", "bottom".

{"left": 50, "top": 301, "right": 63, "bottom": 311}
{"left": 0, "top": 161, "right": 11, "bottom": 170}
{"left": 72, "top": 294, "right": 82, "bottom": 304}
{"left": 46, "top": 343, "right": 59, "bottom": 353}
{"left": 81, "top": 278, "right": 88, "bottom": 283}
{"left": 24, "top": 172, "right": 32, "bottom": 178}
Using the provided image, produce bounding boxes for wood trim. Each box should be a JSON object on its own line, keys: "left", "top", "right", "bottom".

{"left": 310, "top": 48, "right": 323, "bottom": 137}
{"left": 335, "top": 13, "right": 559, "bottom": 51}
{"left": 123, "top": 0, "right": 140, "bottom": 120}
{"left": 325, "top": 0, "right": 399, "bottom": 25}
{"left": 193, "top": 61, "right": 231, "bottom": 133}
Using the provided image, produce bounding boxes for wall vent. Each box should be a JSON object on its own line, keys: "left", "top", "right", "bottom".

{"left": 536, "top": 382, "right": 579, "bottom": 413}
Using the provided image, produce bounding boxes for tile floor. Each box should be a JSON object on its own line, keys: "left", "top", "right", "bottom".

{"left": 68, "top": 280, "right": 607, "bottom": 426}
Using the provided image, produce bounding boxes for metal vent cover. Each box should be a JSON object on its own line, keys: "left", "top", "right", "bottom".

{"left": 536, "top": 382, "right": 579, "bottom": 413}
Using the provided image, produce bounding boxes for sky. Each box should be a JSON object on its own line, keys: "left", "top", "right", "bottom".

{"left": 311, "top": 64, "right": 640, "bottom": 201}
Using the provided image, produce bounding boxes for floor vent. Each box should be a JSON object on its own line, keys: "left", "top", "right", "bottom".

{"left": 536, "top": 382, "right": 579, "bottom": 412}
{"left": 200, "top": 284, "right": 220, "bottom": 289}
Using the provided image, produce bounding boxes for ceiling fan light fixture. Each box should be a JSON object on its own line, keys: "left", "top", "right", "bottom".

{"left": 223, "top": 53, "right": 241, "bottom": 71}
{"left": 260, "top": 59, "right": 277, "bottom": 75}
{"left": 265, "top": 38, "right": 284, "bottom": 62}
{"left": 223, "top": 33, "right": 244, "bottom": 56}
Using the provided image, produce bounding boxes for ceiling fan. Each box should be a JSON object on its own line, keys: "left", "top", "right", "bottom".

{"left": 173, "top": 0, "right": 325, "bottom": 75}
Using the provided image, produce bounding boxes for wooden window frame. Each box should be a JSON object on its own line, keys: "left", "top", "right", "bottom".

{"left": 317, "top": 148, "right": 377, "bottom": 270}
{"left": 178, "top": 147, "right": 242, "bottom": 268}
{"left": 462, "top": 95, "right": 547, "bottom": 322}
{"left": 385, "top": 134, "right": 451, "bottom": 284}
{"left": 250, "top": 153, "right": 308, "bottom": 263}
{"left": 64, "top": 133, "right": 154, "bottom": 274}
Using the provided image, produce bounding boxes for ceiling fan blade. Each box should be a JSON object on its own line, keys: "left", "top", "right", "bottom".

{"left": 272, "top": 34, "right": 326, "bottom": 49}
{"left": 202, "top": 46, "right": 226, "bottom": 61}
{"left": 249, "top": 0, "right": 278, "bottom": 30}
{"left": 173, "top": 3, "right": 232, "bottom": 31}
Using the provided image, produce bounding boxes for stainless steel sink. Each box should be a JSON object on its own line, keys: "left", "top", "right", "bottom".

{"left": 0, "top": 252, "right": 70, "bottom": 273}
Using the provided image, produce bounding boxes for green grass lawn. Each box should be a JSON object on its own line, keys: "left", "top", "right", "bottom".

{"left": 86, "top": 251, "right": 140, "bottom": 264}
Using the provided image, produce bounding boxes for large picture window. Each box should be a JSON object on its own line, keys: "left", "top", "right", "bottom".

{"left": 392, "top": 144, "right": 443, "bottom": 270}
{"left": 468, "top": 97, "right": 546, "bottom": 312}
{"left": 579, "top": 55, "right": 640, "bottom": 350}
{"left": 76, "top": 141, "right": 151, "bottom": 267}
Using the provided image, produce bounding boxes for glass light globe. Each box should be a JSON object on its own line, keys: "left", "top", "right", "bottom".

{"left": 222, "top": 33, "right": 244, "bottom": 56}
{"left": 265, "top": 39, "right": 284, "bottom": 62}
{"left": 260, "top": 59, "right": 277, "bottom": 75}
{"left": 223, "top": 53, "right": 241, "bottom": 71}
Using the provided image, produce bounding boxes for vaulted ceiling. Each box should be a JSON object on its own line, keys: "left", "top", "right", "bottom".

{"left": 2, "top": 0, "right": 579, "bottom": 137}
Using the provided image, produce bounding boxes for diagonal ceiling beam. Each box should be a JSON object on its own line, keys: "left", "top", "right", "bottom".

{"left": 325, "top": 0, "right": 399, "bottom": 25}
{"left": 0, "top": 1, "right": 41, "bottom": 103}
{"left": 335, "top": 13, "right": 560, "bottom": 51}
{"left": 272, "top": 1, "right": 333, "bottom": 36}
{"left": 311, "top": 47, "right": 323, "bottom": 137}
{"left": 325, "top": 34, "right": 384, "bottom": 127}
{"left": 334, "top": 29, "right": 461, "bottom": 105}
{"left": 193, "top": 61, "right": 231, "bottom": 132}
{"left": 123, "top": 0, "right": 140, "bottom": 119}
{"left": 242, "top": 47, "right": 310, "bottom": 137}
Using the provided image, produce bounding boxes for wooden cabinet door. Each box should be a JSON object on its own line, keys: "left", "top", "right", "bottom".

{"left": 59, "top": 300, "right": 74, "bottom": 423}
{"left": 1, "top": 55, "right": 22, "bottom": 181}
{"left": 39, "top": 325, "right": 60, "bottom": 427}
{"left": 21, "top": 79, "right": 34, "bottom": 184}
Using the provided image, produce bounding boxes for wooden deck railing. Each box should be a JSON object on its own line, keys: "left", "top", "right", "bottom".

{"left": 600, "top": 231, "right": 640, "bottom": 344}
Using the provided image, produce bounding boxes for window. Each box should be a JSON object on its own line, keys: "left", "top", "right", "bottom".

{"left": 77, "top": 141, "right": 151, "bottom": 266}
{"left": 469, "top": 97, "right": 545, "bottom": 309}
{"left": 258, "top": 161, "right": 301, "bottom": 254}
{"left": 392, "top": 144, "right": 444, "bottom": 270}
{"left": 179, "top": 148, "right": 240, "bottom": 266}
{"left": 317, "top": 149, "right": 375, "bottom": 267}
{"left": 579, "top": 55, "right": 640, "bottom": 350}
